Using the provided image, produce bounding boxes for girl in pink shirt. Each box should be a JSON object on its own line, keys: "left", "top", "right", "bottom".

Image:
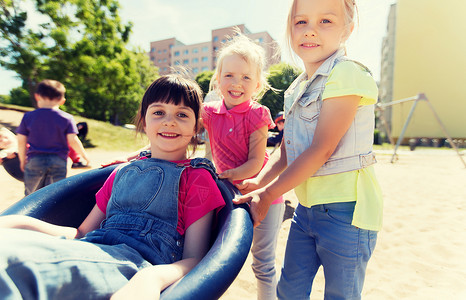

{"left": 202, "top": 32, "right": 285, "bottom": 300}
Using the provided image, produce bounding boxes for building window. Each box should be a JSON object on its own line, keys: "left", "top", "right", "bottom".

{"left": 213, "top": 46, "right": 218, "bottom": 52}
{"left": 163, "top": 49, "right": 167, "bottom": 53}
{"left": 222, "top": 39, "right": 226, "bottom": 43}
{"left": 163, "top": 67, "right": 167, "bottom": 71}
{"left": 202, "top": 46, "right": 208, "bottom": 52}
{"left": 192, "top": 48, "right": 198, "bottom": 53}
{"left": 151, "top": 47, "right": 156, "bottom": 52}
{"left": 183, "top": 59, "right": 189, "bottom": 64}
{"left": 174, "top": 60, "right": 180, "bottom": 65}
{"left": 158, "top": 50, "right": 162, "bottom": 53}
{"left": 150, "top": 57, "right": 155, "bottom": 61}
{"left": 169, "top": 44, "right": 173, "bottom": 49}
{"left": 158, "top": 59, "right": 162, "bottom": 63}
{"left": 163, "top": 58, "right": 167, "bottom": 62}
{"left": 192, "top": 58, "right": 199, "bottom": 63}
{"left": 174, "top": 51, "right": 180, "bottom": 56}
{"left": 183, "top": 49, "right": 189, "bottom": 55}
{"left": 202, "top": 56, "right": 208, "bottom": 62}
{"left": 202, "top": 66, "right": 208, "bottom": 71}
{"left": 193, "top": 67, "right": 199, "bottom": 74}
{"left": 258, "top": 38, "right": 264, "bottom": 43}
{"left": 213, "top": 36, "right": 218, "bottom": 42}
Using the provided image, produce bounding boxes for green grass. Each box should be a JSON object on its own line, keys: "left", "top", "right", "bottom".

{"left": 73, "top": 116, "right": 149, "bottom": 152}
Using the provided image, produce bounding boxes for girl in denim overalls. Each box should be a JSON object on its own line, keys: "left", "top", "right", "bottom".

{"left": 0, "top": 75, "right": 225, "bottom": 299}
{"left": 235, "top": 0, "right": 383, "bottom": 299}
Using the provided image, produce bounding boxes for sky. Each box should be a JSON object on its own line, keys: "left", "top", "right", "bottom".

{"left": 0, "top": 0, "right": 396, "bottom": 95}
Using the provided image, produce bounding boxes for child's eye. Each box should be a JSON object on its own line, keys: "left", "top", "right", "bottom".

{"left": 295, "top": 20, "right": 306, "bottom": 25}
{"left": 320, "top": 19, "right": 331, "bottom": 24}
{"left": 225, "top": 74, "right": 232, "bottom": 78}
{"left": 243, "top": 76, "right": 250, "bottom": 80}
{"left": 177, "top": 112, "right": 188, "bottom": 118}
{"left": 153, "top": 110, "right": 164, "bottom": 116}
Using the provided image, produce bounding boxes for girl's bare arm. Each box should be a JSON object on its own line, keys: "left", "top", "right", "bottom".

{"left": 218, "top": 125, "right": 268, "bottom": 181}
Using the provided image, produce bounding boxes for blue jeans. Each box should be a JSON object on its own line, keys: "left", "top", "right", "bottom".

{"left": 24, "top": 154, "right": 67, "bottom": 195}
{"left": 277, "top": 202, "right": 377, "bottom": 300}
{"left": 251, "top": 202, "right": 284, "bottom": 300}
{"left": 0, "top": 229, "right": 151, "bottom": 299}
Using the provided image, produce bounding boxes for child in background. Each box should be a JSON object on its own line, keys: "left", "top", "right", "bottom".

{"left": 202, "top": 33, "right": 285, "bottom": 300}
{"left": 16, "top": 79, "right": 90, "bottom": 195}
{"left": 0, "top": 75, "right": 225, "bottom": 299}
{"left": 267, "top": 111, "right": 285, "bottom": 147}
{"left": 235, "top": 0, "right": 383, "bottom": 298}
{"left": 70, "top": 122, "right": 91, "bottom": 168}
{"left": 0, "top": 127, "right": 23, "bottom": 181}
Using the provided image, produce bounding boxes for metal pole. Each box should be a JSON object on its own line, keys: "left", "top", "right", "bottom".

{"left": 390, "top": 97, "right": 420, "bottom": 163}
{"left": 423, "top": 97, "right": 466, "bottom": 168}
{"left": 377, "top": 95, "right": 419, "bottom": 108}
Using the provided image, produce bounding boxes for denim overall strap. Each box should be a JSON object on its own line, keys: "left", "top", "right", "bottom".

{"left": 84, "top": 158, "right": 187, "bottom": 265}
{"left": 189, "top": 157, "right": 218, "bottom": 179}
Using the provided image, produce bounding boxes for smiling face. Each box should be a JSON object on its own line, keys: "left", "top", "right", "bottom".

{"left": 291, "top": 0, "right": 353, "bottom": 77}
{"left": 144, "top": 102, "right": 196, "bottom": 161}
{"left": 217, "top": 54, "right": 260, "bottom": 110}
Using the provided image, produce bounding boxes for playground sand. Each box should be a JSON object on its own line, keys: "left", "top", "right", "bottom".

{"left": 2, "top": 108, "right": 466, "bottom": 299}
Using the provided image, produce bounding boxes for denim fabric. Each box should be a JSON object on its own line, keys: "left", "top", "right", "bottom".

{"left": 283, "top": 49, "right": 376, "bottom": 176}
{"left": 0, "top": 229, "right": 150, "bottom": 300}
{"left": 84, "top": 157, "right": 217, "bottom": 265}
{"left": 24, "top": 154, "right": 67, "bottom": 195}
{"left": 0, "top": 157, "right": 217, "bottom": 298}
{"left": 277, "top": 203, "right": 377, "bottom": 300}
{"left": 251, "top": 202, "right": 285, "bottom": 300}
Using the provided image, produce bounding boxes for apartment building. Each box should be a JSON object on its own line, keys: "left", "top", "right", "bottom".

{"left": 378, "top": 0, "right": 466, "bottom": 143}
{"left": 148, "top": 24, "right": 280, "bottom": 77}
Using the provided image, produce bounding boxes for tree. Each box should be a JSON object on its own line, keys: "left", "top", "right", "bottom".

{"left": 260, "top": 63, "right": 301, "bottom": 119}
{"left": 0, "top": 0, "right": 158, "bottom": 124}
{"left": 8, "top": 87, "right": 30, "bottom": 107}
{"left": 195, "top": 70, "right": 215, "bottom": 96}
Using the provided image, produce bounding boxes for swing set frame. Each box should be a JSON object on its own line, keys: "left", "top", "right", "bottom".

{"left": 376, "top": 93, "right": 466, "bottom": 168}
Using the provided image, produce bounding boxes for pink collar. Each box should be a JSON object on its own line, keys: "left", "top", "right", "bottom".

{"left": 214, "top": 99, "right": 253, "bottom": 114}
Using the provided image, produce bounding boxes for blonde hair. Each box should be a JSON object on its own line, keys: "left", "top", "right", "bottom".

{"left": 210, "top": 29, "right": 271, "bottom": 99}
{"left": 284, "top": 0, "right": 357, "bottom": 60}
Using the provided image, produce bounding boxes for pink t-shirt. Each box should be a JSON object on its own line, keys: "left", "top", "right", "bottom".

{"left": 95, "top": 158, "right": 225, "bottom": 236}
{"left": 203, "top": 99, "right": 283, "bottom": 204}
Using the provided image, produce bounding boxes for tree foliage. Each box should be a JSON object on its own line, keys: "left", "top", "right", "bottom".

{"left": 195, "top": 70, "right": 214, "bottom": 96}
{"left": 0, "top": 0, "right": 158, "bottom": 124}
{"left": 260, "top": 62, "right": 301, "bottom": 119}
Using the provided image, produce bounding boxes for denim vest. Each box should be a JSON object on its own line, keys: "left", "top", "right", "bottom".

{"left": 283, "top": 49, "right": 376, "bottom": 176}
{"left": 83, "top": 156, "right": 217, "bottom": 265}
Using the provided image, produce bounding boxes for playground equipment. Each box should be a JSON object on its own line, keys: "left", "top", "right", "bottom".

{"left": 376, "top": 93, "right": 466, "bottom": 168}
{"left": 0, "top": 164, "right": 254, "bottom": 300}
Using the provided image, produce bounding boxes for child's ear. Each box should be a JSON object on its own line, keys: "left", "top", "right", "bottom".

{"left": 34, "top": 93, "right": 40, "bottom": 102}
{"left": 58, "top": 97, "right": 66, "bottom": 106}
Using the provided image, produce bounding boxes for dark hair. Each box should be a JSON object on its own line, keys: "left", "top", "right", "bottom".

{"left": 35, "top": 79, "right": 66, "bottom": 101}
{"left": 135, "top": 75, "right": 203, "bottom": 154}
